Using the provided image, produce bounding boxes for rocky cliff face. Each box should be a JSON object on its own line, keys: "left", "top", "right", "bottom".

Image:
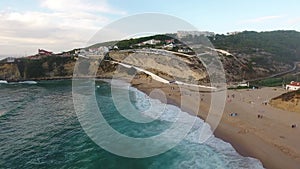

{"left": 0, "top": 56, "right": 119, "bottom": 81}
{"left": 0, "top": 63, "right": 21, "bottom": 81}
{"left": 0, "top": 49, "right": 294, "bottom": 83}
{"left": 109, "top": 50, "right": 209, "bottom": 84}
{"left": 0, "top": 57, "right": 76, "bottom": 81}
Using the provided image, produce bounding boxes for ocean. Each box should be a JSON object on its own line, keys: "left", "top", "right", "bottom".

{"left": 0, "top": 80, "right": 264, "bottom": 169}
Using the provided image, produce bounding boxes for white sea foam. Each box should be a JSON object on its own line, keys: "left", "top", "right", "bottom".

{"left": 18, "top": 81, "right": 37, "bottom": 84}
{"left": 0, "top": 80, "right": 8, "bottom": 84}
{"left": 132, "top": 86, "right": 265, "bottom": 169}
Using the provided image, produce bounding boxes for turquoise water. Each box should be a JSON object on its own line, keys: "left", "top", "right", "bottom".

{"left": 0, "top": 80, "right": 264, "bottom": 169}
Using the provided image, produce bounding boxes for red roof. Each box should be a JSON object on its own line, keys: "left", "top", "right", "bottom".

{"left": 38, "top": 49, "right": 53, "bottom": 55}
{"left": 290, "top": 81, "right": 300, "bottom": 86}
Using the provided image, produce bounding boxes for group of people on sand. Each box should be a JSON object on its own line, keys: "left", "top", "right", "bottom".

{"left": 227, "top": 91, "right": 298, "bottom": 130}
{"left": 227, "top": 94, "right": 235, "bottom": 103}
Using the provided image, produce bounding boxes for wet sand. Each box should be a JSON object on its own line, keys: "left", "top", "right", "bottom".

{"left": 131, "top": 77, "right": 300, "bottom": 169}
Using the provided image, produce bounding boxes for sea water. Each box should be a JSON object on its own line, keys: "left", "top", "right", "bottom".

{"left": 0, "top": 80, "right": 264, "bottom": 169}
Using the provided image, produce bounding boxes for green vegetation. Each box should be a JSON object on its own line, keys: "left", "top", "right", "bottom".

{"left": 44, "top": 55, "right": 72, "bottom": 74}
{"left": 90, "top": 31, "right": 300, "bottom": 66}
{"left": 24, "top": 59, "right": 45, "bottom": 78}
{"left": 209, "top": 30, "right": 300, "bottom": 64}
{"left": 254, "top": 75, "right": 297, "bottom": 87}
{"left": 89, "top": 34, "right": 177, "bottom": 50}
{"left": 255, "top": 78, "right": 283, "bottom": 87}
{"left": 180, "top": 34, "right": 211, "bottom": 45}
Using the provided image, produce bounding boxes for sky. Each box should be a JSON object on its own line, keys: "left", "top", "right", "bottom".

{"left": 1, "top": 0, "right": 300, "bottom": 57}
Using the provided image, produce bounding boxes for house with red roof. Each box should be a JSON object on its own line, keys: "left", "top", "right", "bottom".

{"left": 38, "top": 49, "right": 53, "bottom": 56}
{"left": 286, "top": 81, "right": 300, "bottom": 91}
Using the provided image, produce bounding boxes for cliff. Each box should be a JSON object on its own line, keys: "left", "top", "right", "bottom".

{"left": 0, "top": 63, "right": 21, "bottom": 81}
{"left": 0, "top": 48, "right": 295, "bottom": 84}
{"left": 0, "top": 56, "right": 75, "bottom": 81}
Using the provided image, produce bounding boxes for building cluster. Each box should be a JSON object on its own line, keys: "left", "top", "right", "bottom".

{"left": 136, "top": 39, "right": 161, "bottom": 46}
{"left": 177, "top": 31, "right": 215, "bottom": 38}
{"left": 133, "top": 38, "right": 193, "bottom": 54}
{"left": 2, "top": 48, "right": 83, "bottom": 63}
{"left": 26, "top": 49, "right": 54, "bottom": 60}
{"left": 77, "top": 46, "right": 111, "bottom": 57}
{"left": 4, "top": 36, "right": 198, "bottom": 62}
{"left": 226, "top": 31, "right": 241, "bottom": 35}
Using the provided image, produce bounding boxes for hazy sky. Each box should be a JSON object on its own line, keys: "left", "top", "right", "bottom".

{"left": 1, "top": 0, "right": 300, "bottom": 56}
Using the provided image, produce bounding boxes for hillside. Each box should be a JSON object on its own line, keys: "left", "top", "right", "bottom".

{"left": 270, "top": 90, "right": 300, "bottom": 113}
{"left": 0, "top": 51, "right": 209, "bottom": 84}
{"left": 109, "top": 50, "right": 208, "bottom": 84}
{"left": 197, "top": 31, "right": 300, "bottom": 81}
{"left": 88, "top": 34, "right": 177, "bottom": 50}
{"left": 1, "top": 30, "right": 300, "bottom": 83}
{"left": 89, "top": 30, "right": 300, "bottom": 82}
{"left": 209, "top": 31, "right": 300, "bottom": 77}
{"left": 210, "top": 31, "right": 300, "bottom": 63}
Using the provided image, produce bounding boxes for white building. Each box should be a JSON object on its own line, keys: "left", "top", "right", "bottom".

{"left": 6, "top": 57, "right": 15, "bottom": 63}
{"left": 237, "top": 81, "right": 249, "bottom": 87}
{"left": 141, "top": 39, "right": 161, "bottom": 45}
{"left": 286, "top": 81, "right": 300, "bottom": 91}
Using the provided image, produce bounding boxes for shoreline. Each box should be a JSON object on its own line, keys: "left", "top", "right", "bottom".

{"left": 130, "top": 77, "right": 300, "bottom": 169}
{"left": 1, "top": 75, "right": 116, "bottom": 83}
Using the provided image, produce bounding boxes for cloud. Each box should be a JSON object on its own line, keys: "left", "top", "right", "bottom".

{"left": 40, "top": 0, "right": 126, "bottom": 15}
{"left": 0, "top": 0, "right": 126, "bottom": 56}
{"left": 287, "top": 17, "right": 300, "bottom": 25}
{"left": 240, "top": 15, "right": 283, "bottom": 24}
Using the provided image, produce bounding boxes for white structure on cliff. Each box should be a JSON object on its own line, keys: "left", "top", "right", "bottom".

{"left": 286, "top": 81, "right": 300, "bottom": 91}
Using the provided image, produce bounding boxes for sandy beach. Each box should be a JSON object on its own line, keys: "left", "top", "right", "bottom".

{"left": 131, "top": 77, "right": 300, "bottom": 169}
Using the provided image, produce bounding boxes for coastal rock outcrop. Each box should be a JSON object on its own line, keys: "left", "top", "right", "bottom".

{"left": 270, "top": 90, "right": 300, "bottom": 113}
